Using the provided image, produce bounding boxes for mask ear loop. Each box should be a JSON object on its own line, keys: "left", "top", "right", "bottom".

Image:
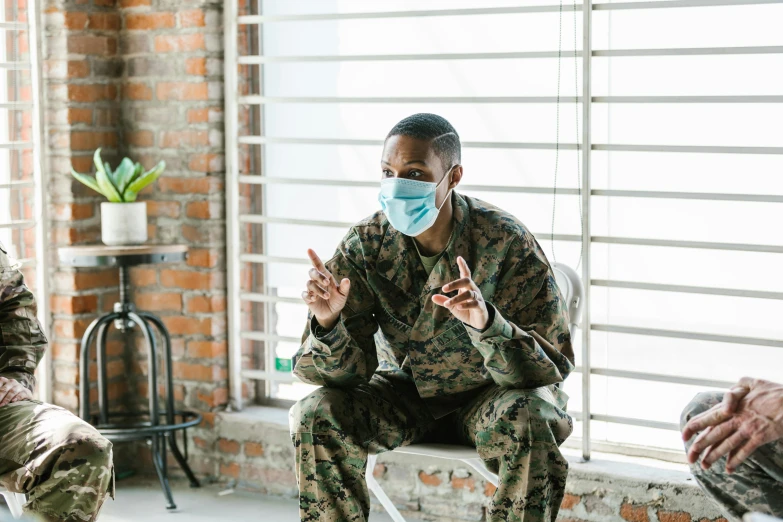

{"left": 436, "top": 165, "right": 455, "bottom": 211}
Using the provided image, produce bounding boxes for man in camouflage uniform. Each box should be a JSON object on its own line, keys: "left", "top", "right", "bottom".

{"left": 290, "top": 114, "right": 574, "bottom": 522}
{"left": 0, "top": 240, "right": 114, "bottom": 521}
{"left": 681, "top": 378, "right": 783, "bottom": 522}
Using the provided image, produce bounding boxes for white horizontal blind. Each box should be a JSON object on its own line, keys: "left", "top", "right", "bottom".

{"left": 225, "top": 0, "right": 783, "bottom": 459}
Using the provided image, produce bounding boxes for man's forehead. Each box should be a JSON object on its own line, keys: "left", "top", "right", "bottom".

{"left": 382, "top": 135, "right": 438, "bottom": 165}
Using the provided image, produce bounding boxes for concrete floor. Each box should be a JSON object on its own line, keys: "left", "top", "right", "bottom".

{"left": 0, "top": 478, "right": 426, "bottom": 522}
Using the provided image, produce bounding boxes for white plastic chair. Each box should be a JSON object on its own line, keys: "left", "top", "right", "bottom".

{"left": 365, "top": 262, "right": 584, "bottom": 522}
{"left": 0, "top": 486, "right": 26, "bottom": 519}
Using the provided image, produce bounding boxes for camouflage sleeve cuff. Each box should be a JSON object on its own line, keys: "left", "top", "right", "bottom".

{"left": 309, "top": 315, "right": 349, "bottom": 350}
{"left": 466, "top": 303, "right": 514, "bottom": 343}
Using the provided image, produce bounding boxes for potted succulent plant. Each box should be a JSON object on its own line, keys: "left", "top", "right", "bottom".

{"left": 71, "top": 148, "right": 165, "bottom": 246}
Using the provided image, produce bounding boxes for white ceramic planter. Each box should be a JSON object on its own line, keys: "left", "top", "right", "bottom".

{"left": 101, "top": 202, "right": 147, "bottom": 246}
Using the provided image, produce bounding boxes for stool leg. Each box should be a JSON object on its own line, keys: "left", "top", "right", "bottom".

{"left": 79, "top": 313, "right": 121, "bottom": 421}
{"left": 128, "top": 312, "right": 176, "bottom": 510}
{"left": 141, "top": 312, "right": 201, "bottom": 488}
{"left": 96, "top": 322, "right": 111, "bottom": 425}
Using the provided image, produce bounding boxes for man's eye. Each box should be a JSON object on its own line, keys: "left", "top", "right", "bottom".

{"left": 409, "top": 170, "right": 422, "bottom": 178}
{"left": 382, "top": 170, "right": 392, "bottom": 177}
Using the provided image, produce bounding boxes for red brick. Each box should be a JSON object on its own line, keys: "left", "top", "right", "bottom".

{"left": 561, "top": 494, "right": 581, "bottom": 510}
{"left": 130, "top": 267, "right": 157, "bottom": 287}
{"left": 50, "top": 294, "right": 98, "bottom": 315}
{"left": 68, "top": 35, "right": 117, "bottom": 56}
{"left": 52, "top": 202, "right": 94, "bottom": 220}
{"left": 185, "top": 201, "right": 220, "bottom": 219}
{"left": 187, "top": 108, "right": 209, "bottom": 124}
{"left": 186, "top": 341, "right": 226, "bottom": 359}
{"left": 185, "top": 57, "right": 206, "bottom": 76}
{"left": 450, "top": 475, "right": 475, "bottom": 492}
{"left": 158, "top": 177, "right": 223, "bottom": 194}
{"left": 67, "top": 60, "right": 90, "bottom": 78}
{"left": 160, "top": 130, "right": 208, "bottom": 148}
{"left": 197, "top": 387, "right": 227, "bottom": 408}
{"left": 68, "top": 84, "right": 117, "bottom": 102}
{"left": 146, "top": 200, "right": 180, "bottom": 218}
{"left": 53, "top": 318, "right": 92, "bottom": 339}
{"left": 64, "top": 12, "right": 88, "bottom": 30}
{"left": 161, "top": 269, "right": 218, "bottom": 291}
{"left": 70, "top": 131, "right": 118, "bottom": 150}
{"left": 127, "top": 130, "right": 154, "bottom": 147}
{"left": 418, "top": 471, "right": 442, "bottom": 487}
{"left": 154, "top": 34, "right": 205, "bottom": 53}
{"left": 193, "top": 437, "right": 210, "bottom": 450}
{"left": 119, "top": 0, "right": 150, "bottom": 6}
{"left": 123, "top": 83, "right": 152, "bottom": 101}
{"left": 188, "top": 153, "right": 221, "bottom": 172}
{"left": 95, "top": 108, "right": 119, "bottom": 126}
{"left": 621, "top": 504, "right": 650, "bottom": 522}
{"left": 163, "top": 317, "right": 216, "bottom": 337}
{"left": 172, "top": 360, "right": 226, "bottom": 381}
{"left": 55, "top": 269, "right": 118, "bottom": 291}
{"left": 217, "top": 438, "right": 240, "bottom": 455}
{"left": 484, "top": 482, "right": 497, "bottom": 497}
{"left": 179, "top": 9, "right": 205, "bottom": 28}
{"left": 125, "top": 12, "right": 175, "bottom": 30}
{"left": 67, "top": 108, "right": 92, "bottom": 125}
{"left": 134, "top": 292, "right": 182, "bottom": 312}
{"left": 156, "top": 82, "right": 208, "bottom": 101}
{"left": 219, "top": 462, "right": 240, "bottom": 479}
{"left": 89, "top": 12, "right": 121, "bottom": 30}
{"left": 94, "top": 0, "right": 115, "bottom": 6}
{"left": 658, "top": 512, "right": 692, "bottom": 522}
{"left": 186, "top": 295, "right": 226, "bottom": 314}
{"left": 187, "top": 248, "right": 219, "bottom": 268}
{"left": 244, "top": 442, "right": 264, "bottom": 458}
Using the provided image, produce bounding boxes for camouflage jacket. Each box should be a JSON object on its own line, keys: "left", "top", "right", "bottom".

{"left": 293, "top": 193, "right": 574, "bottom": 417}
{"left": 0, "top": 240, "right": 47, "bottom": 392}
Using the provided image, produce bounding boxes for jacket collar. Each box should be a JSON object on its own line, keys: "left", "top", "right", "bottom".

{"left": 376, "top": 192, "right": 472, "bottom": 298}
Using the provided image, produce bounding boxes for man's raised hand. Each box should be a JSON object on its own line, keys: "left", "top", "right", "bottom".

{"left": 302, "top": 249, "right": 350, "bottom": 331}
{"left": 432, "top": 256, "right": 490, "bottom": 331}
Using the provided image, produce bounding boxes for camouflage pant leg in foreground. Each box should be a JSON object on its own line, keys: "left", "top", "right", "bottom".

{"left": 0, "top": 400, "right": 114, "bottom": 522}
{"left": 289, "top": 376, "right": 434, "bottom": 522}
{"left": 681, "top": 392, "right": 783, "bottom": 521}
{"left": 454, "top": 385, "right": 573, "bottom": 522}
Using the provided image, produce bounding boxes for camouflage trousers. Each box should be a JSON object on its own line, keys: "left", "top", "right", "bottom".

{"left": 681, "top": 392, "right": 783, "bottom": 522}
{"left": 290, "top": 375, "right": 573, "bottom": 522}
{"left": 0, "top": 400, "right": 114, "bottom": 522}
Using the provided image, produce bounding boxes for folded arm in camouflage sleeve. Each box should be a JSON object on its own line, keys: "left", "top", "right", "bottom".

{"left": 292, "top": 231, "right": 379, "bottom": 388}
{"left": 466, "top": 235, "right": 575, "bottom": 390}
{"left": 0, "top": 247, "right": 47, "bottom": 393}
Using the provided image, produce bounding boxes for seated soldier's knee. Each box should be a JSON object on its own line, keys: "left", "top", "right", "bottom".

{"left": 289, "top": 387, "right": 350, "bottom": 436}
{"left": 61, "top": 429, "right": 113, "bottom": 468}
{"left": 680, "top": 391, "right": 724, "bottom": 435}
{"left": 489, "top": 390, "right": 572, "bottom": 445}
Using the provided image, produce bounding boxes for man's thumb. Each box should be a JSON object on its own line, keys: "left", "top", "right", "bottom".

{"left": 339, "top": 278, "right": 351, "bottom": 295}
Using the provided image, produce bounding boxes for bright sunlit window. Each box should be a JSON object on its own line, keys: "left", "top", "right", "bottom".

{"left": 226, "top": 0, "right": 783, "bottom": 459}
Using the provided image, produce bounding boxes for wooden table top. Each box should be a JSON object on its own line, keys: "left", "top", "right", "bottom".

{"left": 59, "top": 244, "right": 188, "bottom": 257}
{"left": 58, "top": 244, "right": 189, "bottom": 268}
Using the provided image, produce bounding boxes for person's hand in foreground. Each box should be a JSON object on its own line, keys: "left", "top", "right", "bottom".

{"left": 432, "top": 256, "right": 490, "bottom": 331}
{"left": 683, "top": 377, "right": 783, "bottom": 474}
{"left": 301, "top": 249, "right": 350, "bottom": 331}
{"left": 0, "top": 376, "right": 32, "bottom": 407}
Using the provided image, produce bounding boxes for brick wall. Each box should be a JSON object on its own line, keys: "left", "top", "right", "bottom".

{"left": 42, "top": 0, "right": 231, "bottom": 476}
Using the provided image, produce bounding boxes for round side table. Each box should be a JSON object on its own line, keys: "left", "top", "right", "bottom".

{"left": 59, "top": 245, "right": 201, "bottom": 510}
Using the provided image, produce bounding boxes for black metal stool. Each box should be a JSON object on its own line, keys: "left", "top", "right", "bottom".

{"left": 59, "top": 245, "right": 202, "bottom": 510}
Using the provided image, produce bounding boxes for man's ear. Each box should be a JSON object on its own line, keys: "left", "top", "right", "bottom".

{"left": 449, "top": 165, "right": 463, "bottom": 189}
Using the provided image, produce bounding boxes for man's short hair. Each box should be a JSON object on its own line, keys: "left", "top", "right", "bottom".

{"left": 386, "top": 113, "right": 461, "bottom": 168}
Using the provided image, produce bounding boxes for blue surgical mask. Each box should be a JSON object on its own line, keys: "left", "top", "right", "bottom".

{"left": 378, "top": 168, "right": 453, "bottom": 237}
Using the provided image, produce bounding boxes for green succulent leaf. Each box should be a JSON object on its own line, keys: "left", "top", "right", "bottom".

{"left": 93, "top": 148, "right": 103, "bottom": 173}
{"left": 114, "top": 158, "right": 136, "bottom": 196}
{"left": 129, "top": 162, "right": 144, "bottom": 186}
{"left": 70, "top": 168, "right": 104, "bottom": 197}
{"left": 124, "top": 160, "right": 165, "bottom": 202}
{"left": 95, "top": 163, "right": 123, "bottom": 203}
